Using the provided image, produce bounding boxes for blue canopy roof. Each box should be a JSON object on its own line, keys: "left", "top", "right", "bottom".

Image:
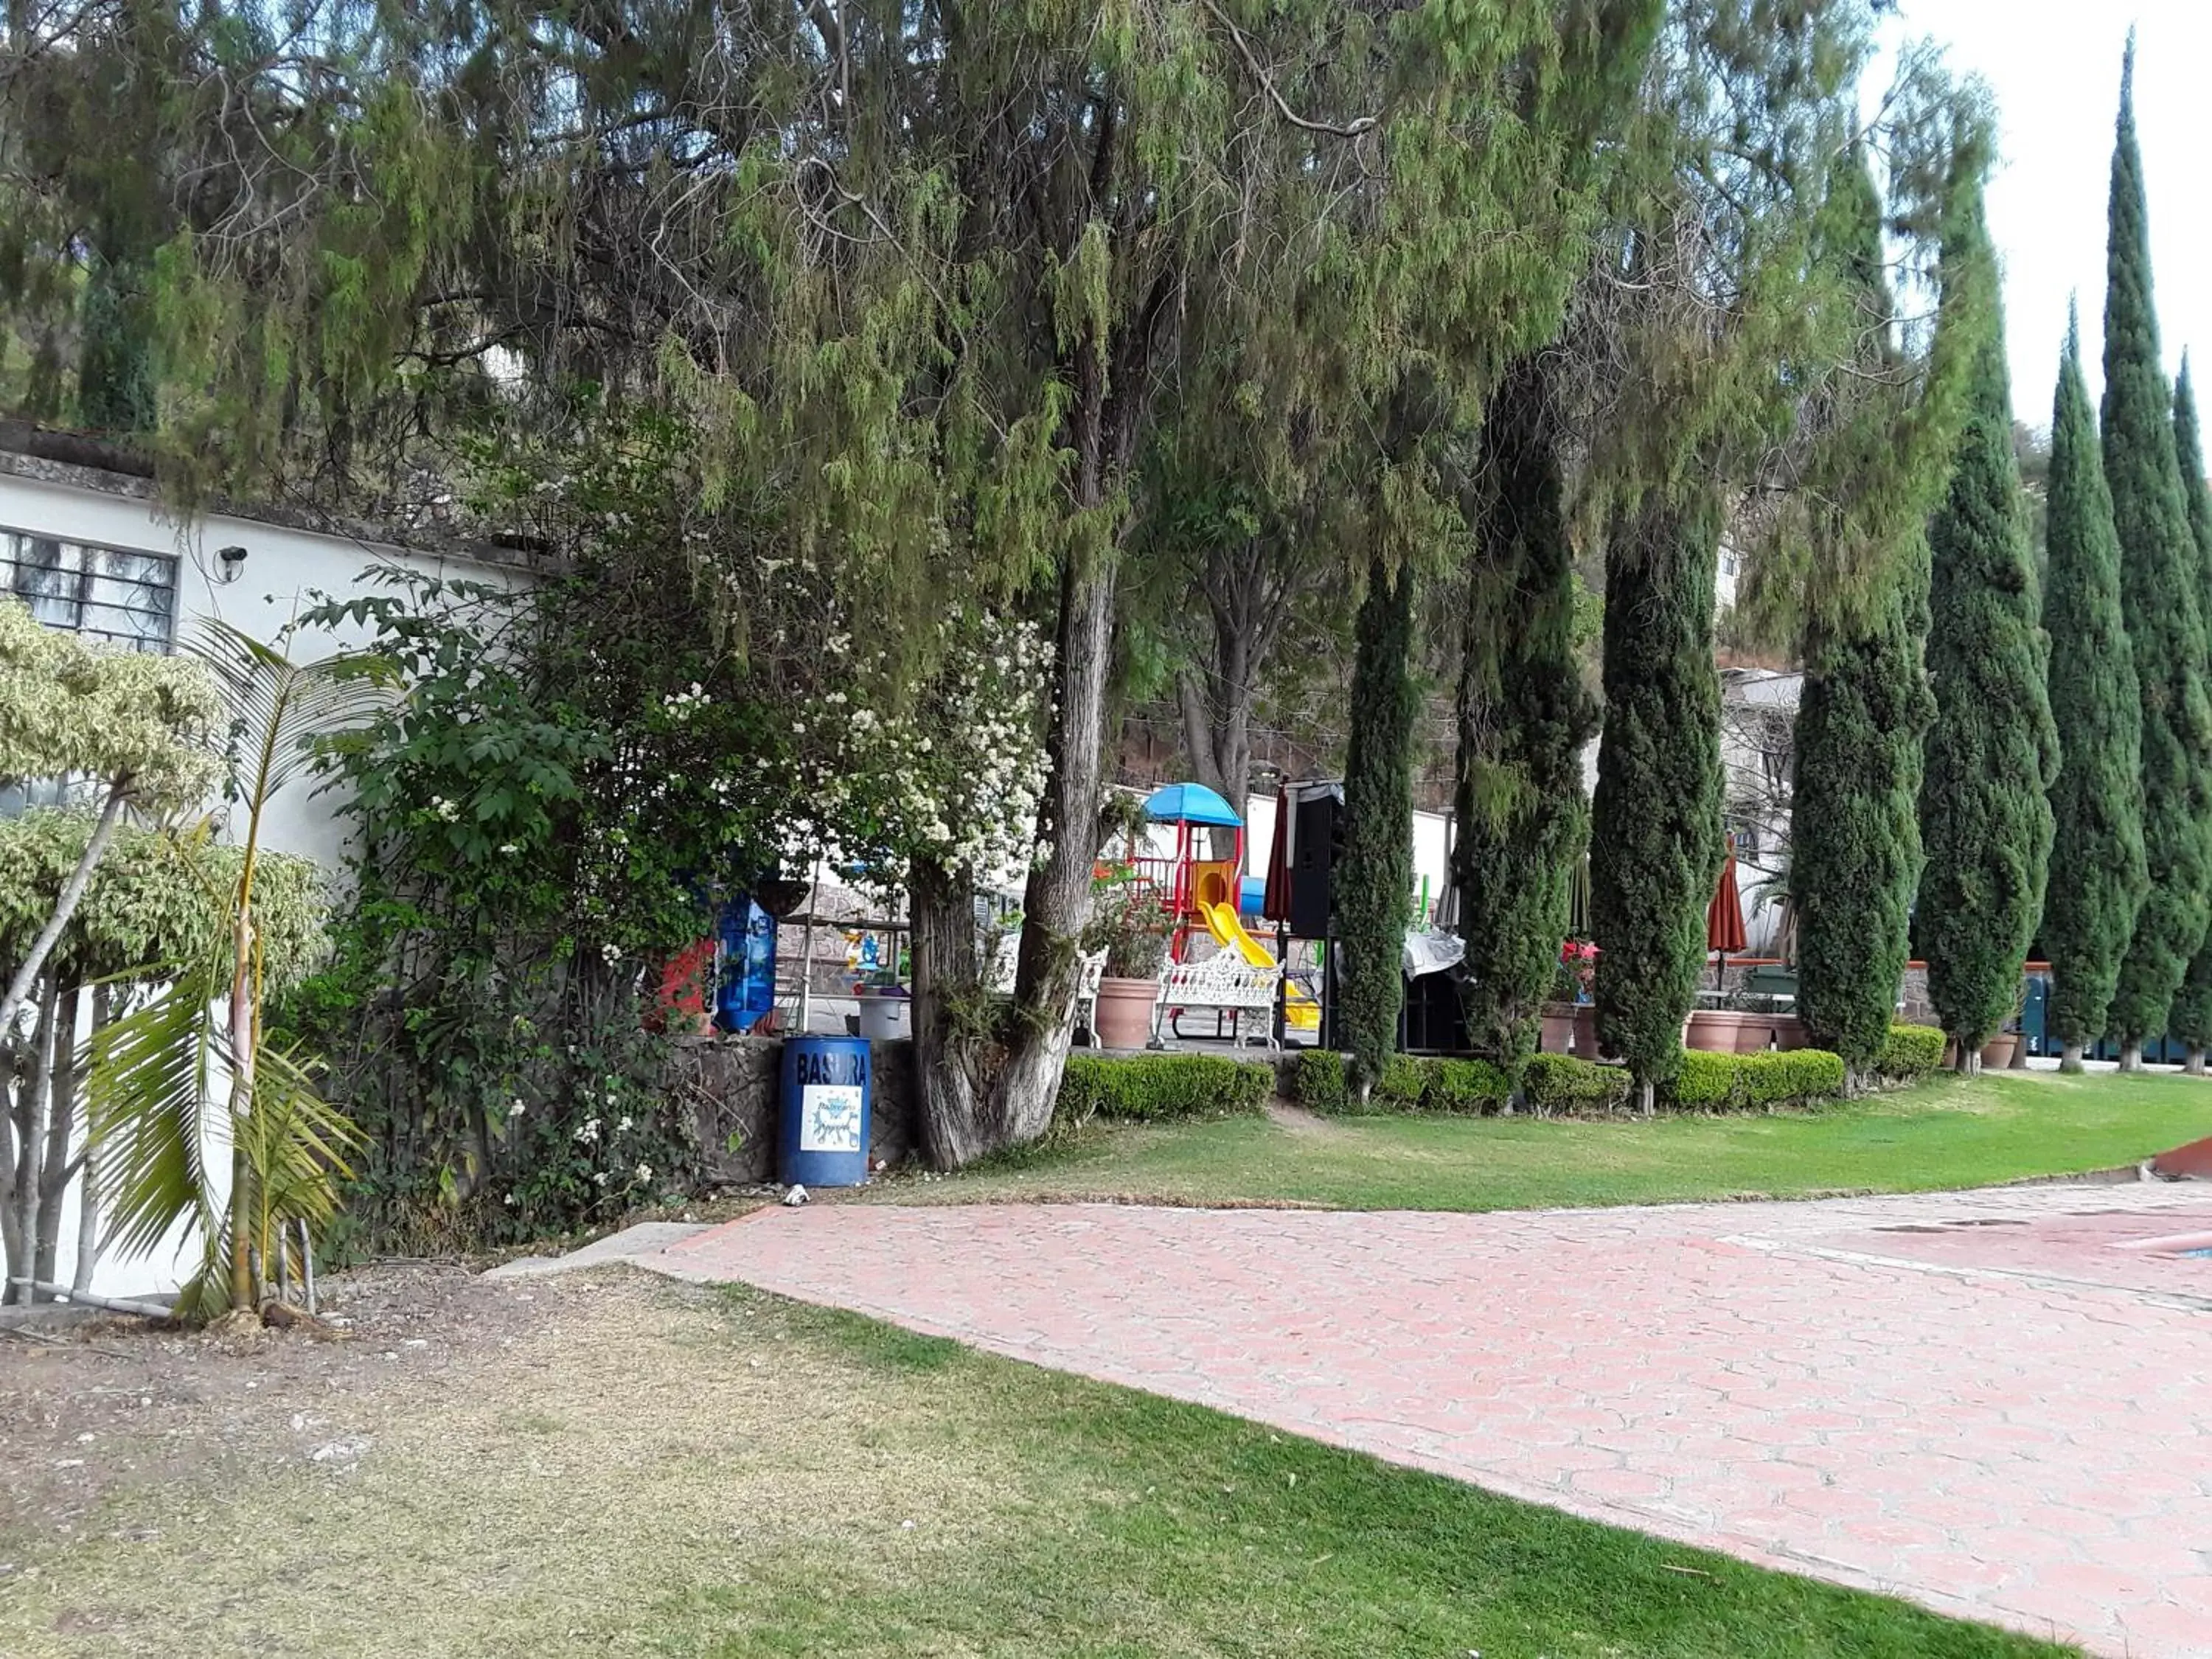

{"left": 1142, "top": 782, "right": 1242, "bottom": 827}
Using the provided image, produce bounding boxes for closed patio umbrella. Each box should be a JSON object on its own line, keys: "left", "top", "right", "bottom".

{"left": 1708, "top": 836, "right": 1748, "bottom": 988}
{"left": 1261, "top": 786, "right": 1293, "bottom": 923}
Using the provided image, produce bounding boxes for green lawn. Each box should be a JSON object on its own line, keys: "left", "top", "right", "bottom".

{"left": 0, "top": 1274, "right": 2073, "bottom": 1657}
{"left": 887, "top": 1065, "right": 2209, "bottom": 1213}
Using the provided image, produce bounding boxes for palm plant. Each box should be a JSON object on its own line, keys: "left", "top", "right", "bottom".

{"left": 88, "top": 621, "right": 388, "bottom": 1320}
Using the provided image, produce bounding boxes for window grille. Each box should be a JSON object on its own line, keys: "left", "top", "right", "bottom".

{"left": 3, "top": 529, "right": 178, "bottom": 653}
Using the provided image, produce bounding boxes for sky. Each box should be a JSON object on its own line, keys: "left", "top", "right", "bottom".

{"left": 1873, "top": 1, "right": 2212, "bottom": 427}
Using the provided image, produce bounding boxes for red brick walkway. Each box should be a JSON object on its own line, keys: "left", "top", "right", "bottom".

{"left": 647, "top": 1186, "right": 2212, "bottom": 1657}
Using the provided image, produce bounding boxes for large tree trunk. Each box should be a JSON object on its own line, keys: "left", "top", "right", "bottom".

{"left": 912, "top": 546, "right": 1116, "bottom": 1167}
{"left": 68, "top": 986, "right": 111, "bottom": 1295}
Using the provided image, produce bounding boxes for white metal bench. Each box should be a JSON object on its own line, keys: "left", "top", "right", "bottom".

{"left": 1152, "top": 953, "right": 1282, "bottom": 1050}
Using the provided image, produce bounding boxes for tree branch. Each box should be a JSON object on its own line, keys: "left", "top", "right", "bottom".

{"left": 1200, "top": 0, "right": 1377, "bottom": 139}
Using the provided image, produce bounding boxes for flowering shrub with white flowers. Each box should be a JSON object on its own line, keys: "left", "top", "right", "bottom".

{"left": 286, "top": 414, "right": 1062, "bottom": 1246}
{"left": 779, "top": 605, "right": 1053, "bottom": 896}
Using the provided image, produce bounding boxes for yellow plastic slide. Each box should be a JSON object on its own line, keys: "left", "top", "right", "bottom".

{"left": 1198, "top": 901, "right": 1321, "bottom": 1029}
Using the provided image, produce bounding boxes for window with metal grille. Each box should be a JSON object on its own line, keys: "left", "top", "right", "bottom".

{"left": 3, "top": 529, "right": 177, "bottom": 653}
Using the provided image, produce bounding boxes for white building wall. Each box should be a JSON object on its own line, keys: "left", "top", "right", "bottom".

{"left": 1, "top": 465, "right": 524, "bottom": 1298}
{"left": 0, "top": 467, "right": 520, "bottom": 870}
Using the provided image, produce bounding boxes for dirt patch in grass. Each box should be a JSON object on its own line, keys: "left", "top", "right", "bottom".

{"left": 0, "top": 1267, "right": 1023, "bottom": 1658}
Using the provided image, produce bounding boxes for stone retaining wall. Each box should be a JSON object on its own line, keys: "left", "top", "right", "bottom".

{"left": 667, "top": 1036, "right": 921, "bottom": 1183}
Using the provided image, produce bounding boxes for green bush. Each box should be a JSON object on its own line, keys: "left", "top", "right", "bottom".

{"left": 1666, "top": 1048, "right": 1847, "bottom": 1111}
{"left": 1057, "top": 1054, "right": 1274, "bottom": 1124}
{"left": 1374, "top": 1054, "right": 1432, "bottom": 1111}
{"left": 1427, "top": 1057, "right": 1513, "bottom": 1113}
{"left": 1743, "top": 1049, "right": 1847, "bottom": 1105}
{"left": 1668, "top": 1049, "right": 1740, "bottom": 1109}
{"left": 1522, "top": 1052, "right": 1632, "bottom": 1113}
{"left": 1293, "top": 1049, "right": 1349, "bottom": 1113}
{"left": 1875, "top": 1023, "right": 1946, "bottom": 1080}
{"left": 1293, "top": 1050, "right": 1509, "bottom": 1116}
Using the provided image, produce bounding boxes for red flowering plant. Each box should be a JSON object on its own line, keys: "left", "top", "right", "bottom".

{"left": 1554, "top": 938, "right": 1599, "bottom": 1004}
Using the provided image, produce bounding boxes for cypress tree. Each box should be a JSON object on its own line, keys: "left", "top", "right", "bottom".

{"left": 1916, "top": 182, "right": 2058, "bottom": 1069}
{"left": 2041, "top": 311, "right": 2146, "bottom": 1070}
{"left": 1338, "top": 553, "right": 1418, "bottom": 1099}
{"left": 1590, "top": 483, "right": 1724, "bottom": 1116}
{"left": 1791, "top": 155, "right": 1938, "bottom": 1078}
{"left": 1450, "top": 356, "right": 1599, "bottom": 1079}
{"left": 2162, "top": 358, "right": 2212, "bottom": 1069}
{"left": 1795, "top": 555, "right": 1935, "bottom": 1075}
{"left": 2101, "top": 45, "right": 2212, "bottom": 1068}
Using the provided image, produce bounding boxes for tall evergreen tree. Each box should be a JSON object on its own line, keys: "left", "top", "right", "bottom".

{"left": 1590, "top": 483, "right": 1725, "bottom": 1116}
{"left": 1796, "top": 557, "right": 1935, "bottom": 1074}
{"left": 1916, "top": 183, "right": 2057, "bottom": 1069}
{"left": 1450, "top": 355, "right": 1599, "bottom": 1079}
{"left": 2041, "top": 310, "right": 2146, "bottom": 1070}
{"left": 2101, "top": 46, "right": 2212, "bottom": 1068}
{"left": 2162, "top": 357, "right": 2212, "bottom": 1068}
{"left": 1338, "top": 552, "right": 1419, "bottom": 1098}
{"left": 1792, "top": 153, "right": 1938, "bottom": 1078}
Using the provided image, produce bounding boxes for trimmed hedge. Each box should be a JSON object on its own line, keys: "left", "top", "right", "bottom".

{"left": 1523, "top": 1052, "right": 1631, "bottom": 1113}
{"left": 1298, "top": 1045, "right": 1854, "bottom": 1116}
{"left": 1057, "top": 1054, "right": 1274, "bottom": 1123}
{"left": 1293, "top": 1048, "right": 1350, "bottom": 1113}
{"left": 1667, "top": 1048, "right": 1847, "bottom": 1110}
{"left": 1294, "top": 1050, "right": 1510, "bottom": 1116}
{"left": 1874, "top": 1023, "right": 1946, "bottom": 1081}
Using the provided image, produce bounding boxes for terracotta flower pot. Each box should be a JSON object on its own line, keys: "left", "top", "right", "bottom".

{"left": 1684, "top": 1009, "right": 1753, "bottom": 1053}
{"left": 1980, "top": 1033, "right": 2019, "bottom": 1069}
{"left": 1093, "top": 975, "right": 1159, "bottom": 1050}
{"left": 1540, "top": 1002, "right": 1576, "bottom": 1054}
{"left": 1768, "top": 1015, "right": 1809, "bottom": 1052}
{"left": 1571, "top": 1005, "right": 1599, "bottom": 1060}
{"left": 1731, "top": 1014, "right": 1776, "bottom": 1054}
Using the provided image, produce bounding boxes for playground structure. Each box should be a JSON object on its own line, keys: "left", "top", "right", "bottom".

{"left": 1131, "top": 782, "right": 1321, "bottom": 1032}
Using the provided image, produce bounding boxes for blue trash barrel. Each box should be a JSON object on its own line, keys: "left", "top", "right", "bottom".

{"left": 778, "top": 1035, "right": 873, "bottom": 1186}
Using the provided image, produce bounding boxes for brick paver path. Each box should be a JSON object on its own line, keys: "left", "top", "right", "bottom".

{"left": 647, "top": 1186, "right": 2212, "bottom": 1656}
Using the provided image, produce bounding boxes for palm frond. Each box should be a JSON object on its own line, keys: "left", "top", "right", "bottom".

{"left": 187, "top": 619, "right": 395, "bottom": 804}
{"left": 244, "top": 1041, "right": 364, "bottom": 1250}
{"left": 86, "top": 962, "right": 226, "bottom": 1262}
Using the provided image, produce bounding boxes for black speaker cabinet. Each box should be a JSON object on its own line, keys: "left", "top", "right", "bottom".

{"left": 1289, "top": 787, "right": 1343, "bottom": 940}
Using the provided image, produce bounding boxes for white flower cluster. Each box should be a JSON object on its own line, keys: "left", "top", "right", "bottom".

{"left": 429, "top": 795, "right": 462, "bottom": 824}
{"left": 788, "top": 610, "right": 1054, "bottom": 889}
{"left": 661, "top": 683, "right": 712, "bottom": 723}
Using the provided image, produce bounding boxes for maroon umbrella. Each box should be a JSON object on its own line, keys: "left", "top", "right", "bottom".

{"left": 1261, "top": 786, "right": 1293, "bottom": 923}
{"left": 1708, "top": 837, "right": 1748, "bottom": 986}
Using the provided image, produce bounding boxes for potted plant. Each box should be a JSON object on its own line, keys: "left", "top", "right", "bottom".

{"left": 1548, "top": 939, "right": 1600, "bottom": 1057}
{"left": 1083, "top": 873, "right": 1170, "bottom": 1049}
{"left": 1980, "top": 978, "right": 2028, "bottom": 1069}
{"left": 1686, "top": 990, "right": 1772, "bottom": 1054}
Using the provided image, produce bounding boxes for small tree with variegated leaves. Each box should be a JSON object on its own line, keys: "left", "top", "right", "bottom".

{"left": 1, "top": 813, "right": 324, "bottom": 1304}
{"left": 0, "top": 599, "right": 223, "bottom": 1043}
